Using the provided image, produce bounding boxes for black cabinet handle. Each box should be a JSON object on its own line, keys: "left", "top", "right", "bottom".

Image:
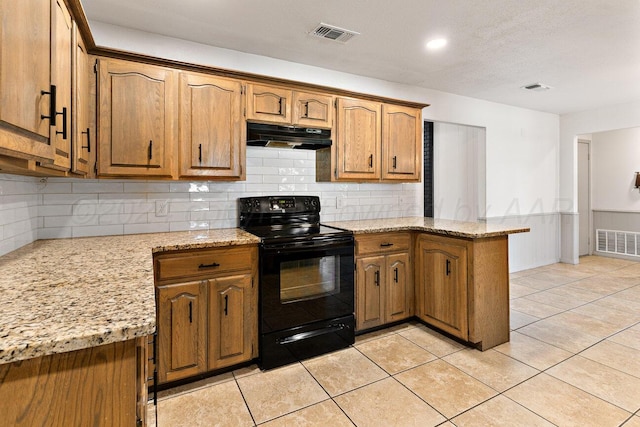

{"left": 188, "top": 301, "right": 193, "bottom": 323}
{"left": 394, "top": 267, "right": 399, "bottom": 283}
{"left": 198, "top": 143, "right": 202, "bottom": 163}
{"left": 41, "top": 84, "right": 57, "bottom": 126}
{"left": 278, "top": 97, "right": 283, "bottom": 115}
{"left": 198, "top": 262, "right": 220, "bottom": 269}
{"left": 368, "top": 154, "right": 373, "bottom": 168}
{"left": 304, "top": 101, "right": 309, "bottom": 118}
{"left": 446, "top": 259, "right": 451, "bottom": 276}
{"left": 81, "top": 128, "right": 91, "bottom": 152}
{"left": 148, "top": 140, "right": 153, "bottom": 160}
{"left": 374, "top": 270, "right": 380, "bottom": 286}
{"left": 224, "top": 295, "right": 229, "bottom": 316}
{"left": 380, "top": 242, "right": 394, "bottom": 247}
{"left": 55, "top": 107, "right": 67, "bottom": 140}
{"left": 392, "top": 155, "right": 397, "bottom": 169}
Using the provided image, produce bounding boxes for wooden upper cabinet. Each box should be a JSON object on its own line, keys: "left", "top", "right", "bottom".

{"left": 178, "top": 72, "right": 245, "bottom": 179}
{"left": 246, "top": 83, "right": 333, "bottom": 128}
{"left": 0, "top": 0, "right": 54, "bottom": 162}
{"left": 292, "top": 91, "right": 333, "bottom": 129}
{"left": 382, "top": 104, "right": 421, "bottom": 181}
{"left": 334, "top": 98, "right": 381, "bottom": 181}
{"left": 43, "top": 0, "right": 73, "bottom": 171}
{"left": 71, "top": 24, "right": 92, "bottom": 176}
{"left": 246, "top": 84, "right": 291, "bottom": 124}
{"left": 97, "top": 58, "right": 177, "bottom": 177}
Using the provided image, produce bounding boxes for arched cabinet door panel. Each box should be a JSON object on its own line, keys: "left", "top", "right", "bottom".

{"left": 178, "top": 72, "right": 244, "bottom": 179}
{"left": 157, "top": 281, "right": 206, "bottom": 383}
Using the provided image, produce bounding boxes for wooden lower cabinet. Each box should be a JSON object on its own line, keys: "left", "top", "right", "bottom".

{"left": 355, "top": 233, "right": 413, "bottom": 331}
{"left": 356, "top": 255, "right": 385, "bottom": 330}
{"left": 0, "top": 337, "right": 148, "bottom": 427}
{"left": 157, "top": 281, "right": 207, "bottom": 383}
{"left": 208, "top": 273, "right": 256, "bottom": 370}
{"left": 416, "top": 234, "right": 469, "bottom": 340}
{"left": 415, "top": 233, "right": 510, "bottom": 350}
{"left": 154, "top": 245, "right": 258, "bottom": 385}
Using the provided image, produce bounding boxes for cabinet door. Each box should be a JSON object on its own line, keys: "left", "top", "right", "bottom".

{"left": 356, "top": 255, "right": 385, "bottom": 330}
{"left": 417, "top": 237, "right": 468, "bottom": 339}
{"left": 292, "top": 91, "right": 333, "bottom": 128}
{"left": 0, "top": 0, "right": 54, "bottom": 161}
{"left": 178, "top": 72, "right": 244, "bottom": 179}
{"left": 0, "top": 0, "right": 54, "bottom": 162}
{"left": 43, "top": 0, "right": 72, "bottom": 171}
{"left": 71, "top": 24, "right": 91, "bottom": 175}
{"left": 208, "top": 273, "right": 256, "bottom": 370}
{"left": 246, "top": 84, "right": 291, "bottom": 124}
{"left": 382, "top": 104, "right": 421, "bottom": 181}
{"left": 98, "top": 59, "right": 176, "bottom": 177}
{"left": 157, "top": 281, "right": 206, "bottom": 383}
{"left": 385, "top": 252, "right": 412, "bottom": 322}
{"left": 335, "top": 98, "right": 381, "bottom": 180}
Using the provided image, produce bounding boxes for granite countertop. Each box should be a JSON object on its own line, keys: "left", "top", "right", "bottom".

{"left": 0, "top": 218, "right": 525, "bottom": 365}
{"left": 325, "top": 217, "right": 530, "bottom": 238}
{"left": 0, "top": 229, "right": 260, "bottom": 365}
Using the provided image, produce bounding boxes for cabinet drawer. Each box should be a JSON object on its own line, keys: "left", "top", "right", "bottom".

{"left": 356, "top": 232, "right": 411, "bottom": 255}
{"left": 155, "top": 246, "right": 256, "bottom": 282}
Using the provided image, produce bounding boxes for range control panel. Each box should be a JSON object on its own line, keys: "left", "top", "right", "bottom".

{"left": 239, "top": 196, "right": 320, "bottom": 214}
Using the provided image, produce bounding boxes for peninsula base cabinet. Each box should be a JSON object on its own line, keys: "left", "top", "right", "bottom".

{"left": 154, "top": 246, "right": 258, "bottom": 385}
{"left": 416, "top": 233, "right": 510, "bottom": 350}
{"left": 355, "top": 233, "right": 413, "bottom": 331}
{"left": 0, "top": 337, "right": 149, "bottom": 427}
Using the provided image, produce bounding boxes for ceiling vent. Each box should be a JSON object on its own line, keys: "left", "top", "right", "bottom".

{"left": 521, "top": 82, "right": 552, "bottom": 92}
{"left": 310, "top": 23, "right": 359, "bottom": 43}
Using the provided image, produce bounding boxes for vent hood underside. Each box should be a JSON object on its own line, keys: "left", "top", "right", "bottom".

{"left": 246, "top": 123, "right": 332, "bottom": 150}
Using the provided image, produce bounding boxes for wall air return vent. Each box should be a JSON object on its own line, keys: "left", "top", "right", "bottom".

{"left": 521, "top": 82, "right": 552, "bottom": 92}
{"left": 596, "top": 229, "right": 640, "bottom": 257}
{"left": 310, "top": 23, "right": 359, "bottom": 43}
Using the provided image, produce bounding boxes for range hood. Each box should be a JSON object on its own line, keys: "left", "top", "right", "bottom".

{"left": 247, "top": 123, "right": 331, "bottom": 150}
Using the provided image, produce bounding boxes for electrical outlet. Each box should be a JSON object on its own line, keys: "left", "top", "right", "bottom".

{"left": 336, "top": 197, "right": 346, "bottom": 209}
{"left": 155, "top": 200, "right": 169, "bottom": 217}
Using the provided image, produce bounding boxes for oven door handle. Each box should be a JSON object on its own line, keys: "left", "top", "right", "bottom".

{"left": 263, "top": 236, "right": 353, "bottom": 251}
{"left": 276, "top": 323, "right": 348, "bottom": 345}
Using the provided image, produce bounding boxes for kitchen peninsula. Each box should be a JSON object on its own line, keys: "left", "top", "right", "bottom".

{"left": 325, "top": 217, "right": 529, "bottom": 350}
{"left": 0, "top": 218, "right": 526, "bottom": 426}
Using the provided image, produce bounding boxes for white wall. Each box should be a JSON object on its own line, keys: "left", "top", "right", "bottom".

{"left": 591, "top": 127, "right": 640, "bottom": 211}
{"left": 433, "top": 122, "right": 483, "bottom": 222}
{"left": 559, "top": 100, "right": 640, "bottom": 263}
{"left": 0, "top": 174, "right": 40, "bottom": 255}
{"left": 0, "top": 22, "right": 562, "bottom": 270}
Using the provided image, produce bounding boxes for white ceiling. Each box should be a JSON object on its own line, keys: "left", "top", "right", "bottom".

{"left": 81, "top": 0, "right": 640, "bottom": 115}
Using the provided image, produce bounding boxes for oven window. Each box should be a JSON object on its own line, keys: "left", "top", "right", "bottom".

{"left": 280, "top": 255, "right": 340, "bottom": 303}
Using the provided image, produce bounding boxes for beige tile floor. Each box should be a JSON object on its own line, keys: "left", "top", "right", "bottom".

{"left": 149, "top": 256, "right": 640, "bottom": 426}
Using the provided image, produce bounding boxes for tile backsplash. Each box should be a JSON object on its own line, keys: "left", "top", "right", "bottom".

{"left": 0, "top": 147, "right": 422, "bottom": 256}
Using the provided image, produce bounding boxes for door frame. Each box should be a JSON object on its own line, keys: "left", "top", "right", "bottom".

{"left": 577, "top": 139, "right": 592, "bottom": 255}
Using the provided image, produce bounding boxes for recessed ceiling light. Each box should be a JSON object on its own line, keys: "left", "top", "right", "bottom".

{"left": 426, "top": 38, "right": 447, "bottom": 50}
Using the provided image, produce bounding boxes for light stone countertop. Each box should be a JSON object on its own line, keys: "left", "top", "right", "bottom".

{"left": 0, "top": 218, "right": 526, "bottom": 365}
{"left": 325, "top": 217, "right": 530, "bottom": 238}
{"left": 0, "top": 229, "right": 260, "bottom": 365}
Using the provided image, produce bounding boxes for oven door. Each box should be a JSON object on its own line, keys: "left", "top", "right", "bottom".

{"left": 259, "top": 235, "right": 355, "bottom": 369}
